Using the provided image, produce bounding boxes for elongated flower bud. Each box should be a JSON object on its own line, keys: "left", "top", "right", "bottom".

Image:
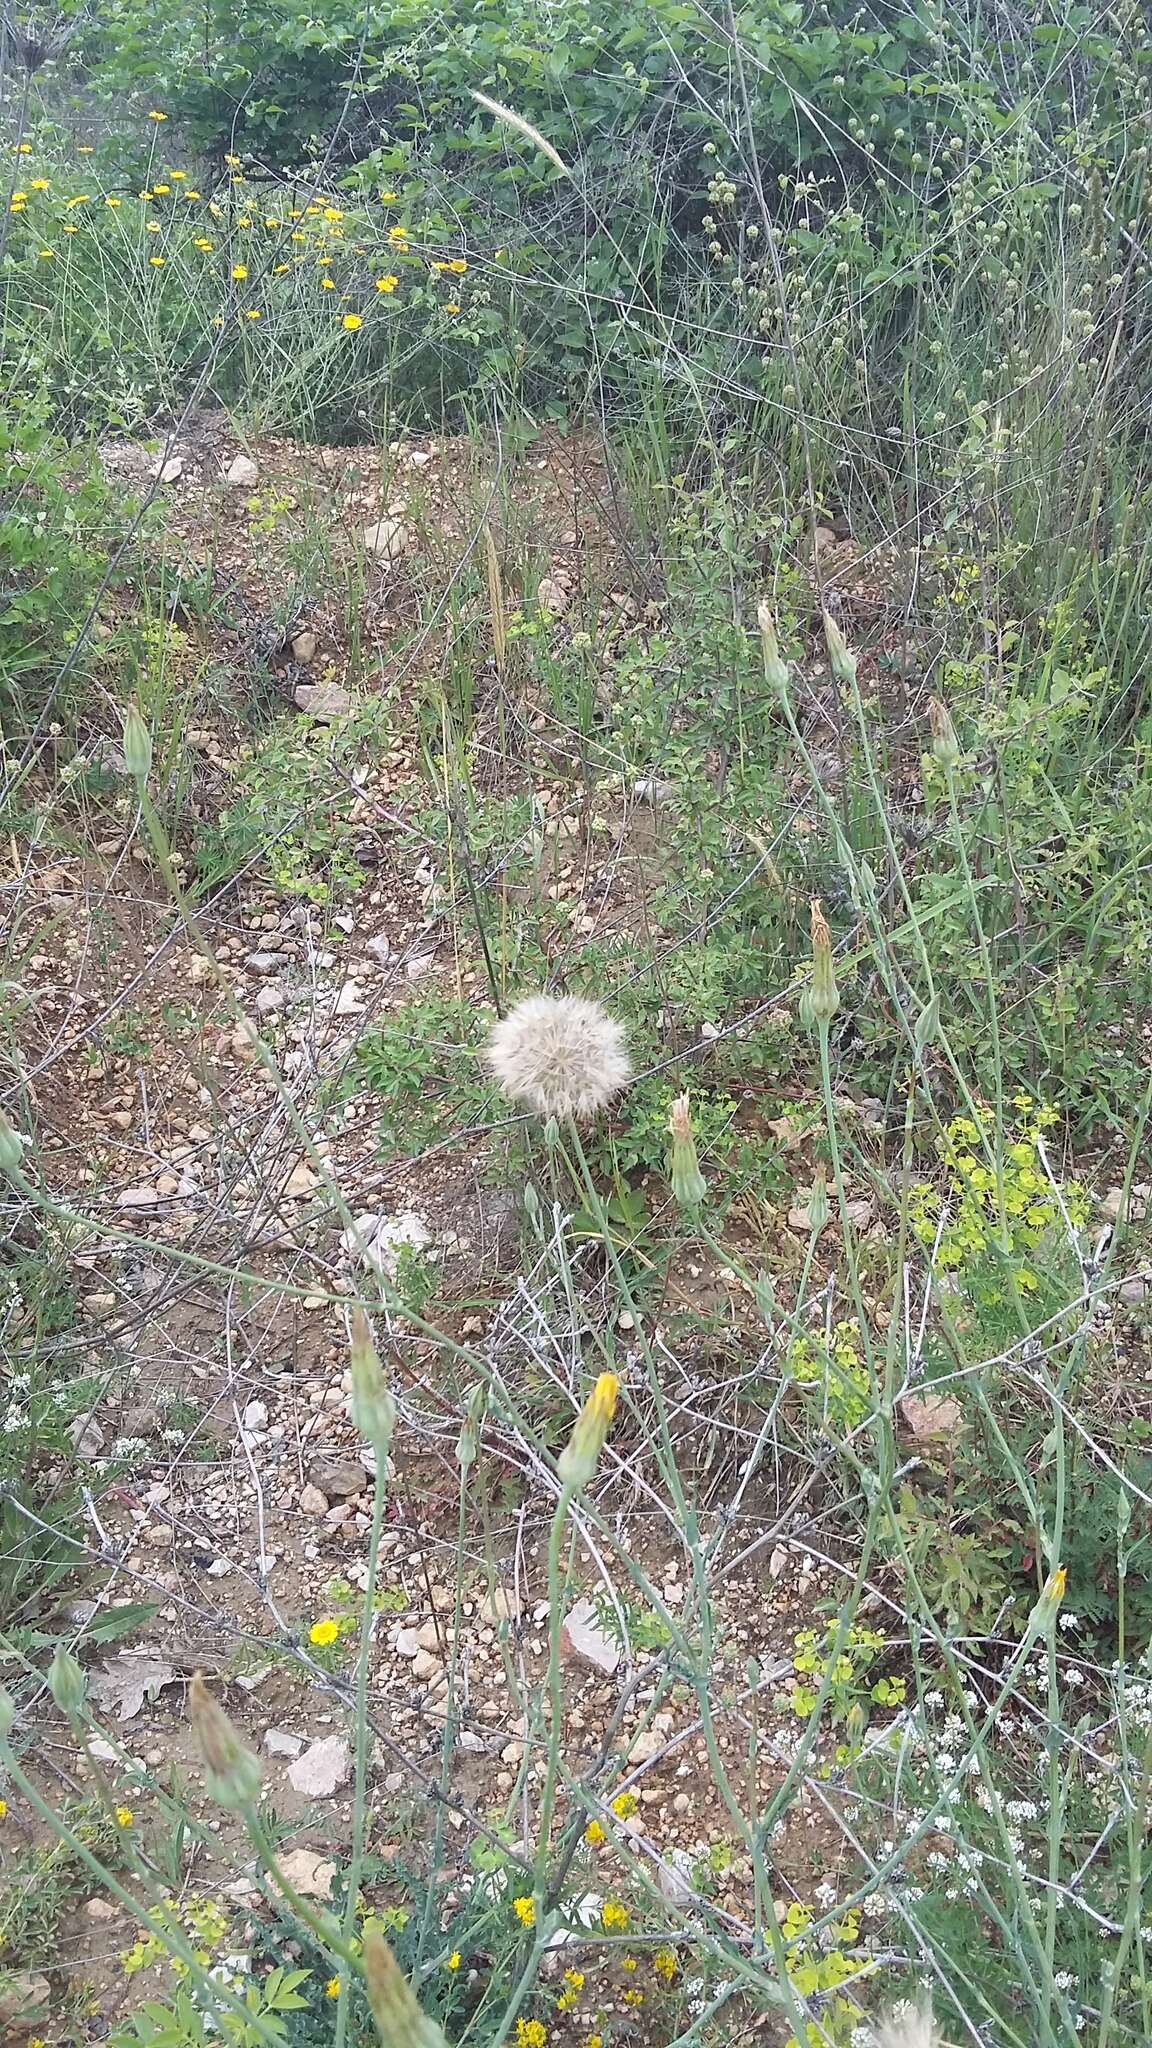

{"left": 668, "top": 1093, "right": 707, "bottom": 1210}
{"left": 189, "top": 1672, "right": 261, "bottom": 1811}
{"left": 809, "top": 898, "right": 840, "bottom": 1022}
{"left": 456, "top": 1383, "right": 487, "bottom": 1470}
{"left": 363, "top": 1921, "right": 449, "bottom": 2048}
{"left": 757, "top": 601, "right": 790, "bottom": 696}
{"left": 822, "top": 612, "right": 857, "bottom": 686}
{"left": 927, "top": 696, "right": 960, "bottom": 769}
{"left": 557, "top": 1372, "right": 618, "bottom": 1489}
{"left": 1034, "top": 1562, "right": 1067, "bottom": 1634}
{"left": 122, "top": 703, "right": 153, "bottom": 783}
{"left": 349, "top": 1308, "right": 395, "bottom": 1459}
{"left": 47, "top": 1645, "right": 87, "bottom": 1720}
{"left": 914, "top": 991, "right": 940, "bottom": 1050}
{"left": 0, "top": 1111, "right": 23, "bottom": 1177}
{"left": 806, "top": 1165, "right": 829, "bottom": 1233}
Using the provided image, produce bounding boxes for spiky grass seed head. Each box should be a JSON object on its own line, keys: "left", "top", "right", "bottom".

{"left": 486, "top": 995, "right": 631, "bottom": 1119}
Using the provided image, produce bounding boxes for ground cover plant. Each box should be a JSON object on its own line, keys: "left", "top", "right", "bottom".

{"left": 2, "top": 2, "right": 1152, "bottom": 2046}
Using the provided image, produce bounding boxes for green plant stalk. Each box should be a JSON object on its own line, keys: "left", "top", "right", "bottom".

{"left": 334, "top": 1446, "right": 391, "bottom": 2048}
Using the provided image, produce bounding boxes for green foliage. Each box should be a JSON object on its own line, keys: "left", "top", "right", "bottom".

{"left": 351, "top": 996, "right": 491, "bottom": 1157}
{"left": 908, "top": 1103, "right": 1087, "bottom": 1300}
{"left": 787, "top": 1319, "right": 872, "bottom": 1434}
{"left": 193, "top": 709, "right": 388, "bottom": 902}
{"left": 782, "top": 1621, "right": 905, "bottom": 1725}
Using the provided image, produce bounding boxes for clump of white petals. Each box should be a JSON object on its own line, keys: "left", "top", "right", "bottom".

{"left": 872, "top": 2002, "right": 945, "bottom": 2048}
{"left": 485, "top": 994, "right": 632, "bottom": 1118}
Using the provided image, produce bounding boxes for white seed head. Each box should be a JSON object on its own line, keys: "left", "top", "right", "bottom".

{"left": 485, "top": 994, "right": 632, "bottom": 1119}
{"left": 872, "top": 2001, "right": 944, "bottom": 2048}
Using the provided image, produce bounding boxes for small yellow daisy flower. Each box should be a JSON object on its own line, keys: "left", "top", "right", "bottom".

{"left": 149, "top": 255, "right": 164, "bottom": 266}
{"left": 446, "top": 257, "right": 467, "bottom": 273}
{"left": 323, "top": 206, "right": 343, "bottom": 221}
{"left": 387, "top": 223, "right": 407, "bottom": 241}
{"left": 146, "top": 220, "right": 161, "bottom": 231}
{"left": 243, "top": 307, "right": 261, "bottom": 319}
{"left": 512, "top": 1895, "right": 535, "bottom": 1927}
{"left": 653, "top": 1947, "right": 677, "bottom": 1983}
{"left": 139, "top": 189, "right": 153, "bottom": 199}
{"left": 224, "top": 153, "right": 243, "bottom": 166}
{"left": 38, "top": 247, "right": 54, "bottom": 258}
{"left": 169, "top": 169, "right": 186, "bottom": 180}
{"left": 374, "top": 274, "right": 398, "bottom": 292}
{"left": 0, "top": 1798, "right": 8, "bottom": 1817}
{"left": 147, "top": 110, "right": 168, "bottom": 120}
{"left": 445, "top": 1951, "right": 461, "bottom": 1971}
{"left": 320, "top": 277, "right": 335, "bottom": 289}
{"left": 231, "top": 263, "right": 247, "bottom": 279}
{"left": 380, "top": 190, "right": 397, "bottom": 201}
{"left": 12, "top": 190, "right": 28, "bottom": 202}
{"left": 184, "top": 190, "right": 201, "bottom": 199}
{"left": 14, "top": 141, "right": 31, "bottom": 151}
{"left": 342, "top": 312, "right": 363, "bottom": 330}
{"left": 325, "top": 1977, "right": 340, "bottom": 1998}
{"left": 444, "top": 302, "right": 461, "bottom": 314}
{"left": 153, "top": 183, "right": 170, "bottom": 194}
{"left": 115, "top": 1806, "right": 133, "bottom": 1826}
{"left": 515, "top": 2023, "right": 547, "bottom": 2048}
{"left": 611, "top": 1791, "right": 638, "bottom": 1819}
{"left": 601, "top": 1900, "right": 629, "bottom": 1932}
{"left": 30, "top": 179, "right": 49, "bottom": 190}
{"left": 584, "top": 1819, "right": 605, "bottom": 1845}
{"left": 310, "top": 1618, "right": 339, "bottom": 1646}
{"left": 77, "top": 144, "right": 93, "bottom": 152}
{"left": 62, "top": 223, "right": 77, "bottom": 234}
{"left": 104, "top": 195, "right": 122, "bottom": 207}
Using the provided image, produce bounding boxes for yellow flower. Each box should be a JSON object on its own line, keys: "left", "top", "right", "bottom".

{"left": 169, "top": 169, "right": 186, "bottom": 180}
{"left": 445, "top": 1951, "right": 461, "bottom": 1971}
{"left": 243, "top": 307, "right": 261, "bottom": 319}
{"left": 653, "top": 1947, "right": 677, "bottom": 1983}
{"left": 115, "top": 1806, "right": 134, "bottom": 1826}
{"left": 238, "top": 215, "right": 251, "bottom": 227}
{"left": 153, "top": 183, "right": 171, "bottom": 194}
{"left": 273, "top": 262, "right": 289, "bottom": 273}
{"left": 0, "top": 1798, "right": 8, "bottom": 1817}
{"left": 147, "top": 109, "right": 168, "bottom": 120}
{"left": 512, "top": 1895, "right": 535, "bottom": 1927}
{"left": 193, "top": 238, "right": 214, "bottom": 251}
{"left": 310, "top": 1618, "right": 339, "bottom": 1646}
{"left": 342, "top": 313, "right": 363, "bottom": 330}
{"left": 387, "top": 223, "right": 407, "bottom": 240}
{"left": 9, "top": 199, "right": 25, "bottom": 212}
{"left": 146, "top": 220, "right": 161, "bottom": 231}
{"left": 381, "top": 190, "right": 397, "bottom": 200}
{"left": 623, "top": 1989, "right": 644, "bottom": 2007}
{"left": 446, "top": 257, "right": 467, "bottom": 273}
{"left": 375, "top": 274, "right": 398, "bottom": 292}
{"left": 184, "top": 190, "right": 201, "bottom": 199}
{"left": 104, "top": 195, "right": 122, "bottom": 206}
{"left": 230, "top": 262, "right": 247, "bottom": 278}
{"left": 563, "top": 1969, "right": 585, "bottom": 1990}
{"left": 323, "top": 206, "right": 343, "bottom": 221}
{"left": 611, "top": 1791, "right": 638, "bottom": 1819}
{"left": 621, "top": 1955, "right": 637, "bottom": 1972}
{"left": 62, "top": 223, "right": 77, "bottom": 234}
{"left": 584, "top": 1819, "right": 605, "bottom": 1845}
{"left": 224, "top": 153, "right": 243, "bottom": 166}
{"left": 14, "top": 141, "right": 31, "bottom": 151}
{"left": 320, "top": 277, "right": 335, "bottom": 288}
{"left": 77, "top": 144, "right": 93, "bottom": 152}
{"left": 149, "top": 255, "right": 164, "bottom": 266}
{"left": 291, "top": 231, "right": 306, "bottom": 241}
{"left": 11, "top": 190, "right": 28, "bottom": 202}
{"left": 558, "top": 1373, "right": 619, "bottom": 1488}
{"left": 325, "top": 1977, "right": 340, "bottom": 1998}
{"left": 601, "top": 1900, "right": 629, "bottom": 1932}
{"left": 444, "top": 302, "right": 460, "bottom": 315}
{"left": 30, "top": 178, "right": 49, "bottom": 190}
{"left": 264, "top": 215, "right": 278, "bottom": 227}
{"left": 139, "top": 189, "right": 153, "bottom": 199}
{"left": 38, "top": 247, "right": 53, "bottom": 257}
{"left": 515, "top": 2023, "right": 547, "bottom": 2048}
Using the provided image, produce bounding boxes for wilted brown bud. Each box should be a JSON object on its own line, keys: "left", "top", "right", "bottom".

{"left": 927, "top": 696, "right": 960, "bottom": 769}
{"left": 189, "top": 1672, "right": 261, "bottom": 1811}
{"left": 668, "top": 1093, "right": 707, "bottom": 1210}
{"left": 809, "top": 898, "right": 840, "bottom": 1022}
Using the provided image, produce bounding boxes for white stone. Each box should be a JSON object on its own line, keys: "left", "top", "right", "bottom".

{"left": 362, "top": 517, "right": 409, "bottom": 561}
{"left": 286, "top": 1736, "right": 351, "bottom": 1798}
{"left": 225, "top": 454, "right": 259, "bottom": 488}
{"left": 560, "top": 1598, "right": 619, "bottom": 1676}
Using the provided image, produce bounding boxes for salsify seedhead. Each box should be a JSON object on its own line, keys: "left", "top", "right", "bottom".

{"left": 872, "top": 2001, "right": 944, "bottom": 2048}
{"left": 485, "top": 994, "right": 632, "bottom": 1119}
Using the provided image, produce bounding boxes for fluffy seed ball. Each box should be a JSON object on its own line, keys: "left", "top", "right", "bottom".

{"left": 872, "top": 2003, "right": 943, "bottom": 2048}
{"left": 486, "top": 994, "right": 632, "bottom": 1119}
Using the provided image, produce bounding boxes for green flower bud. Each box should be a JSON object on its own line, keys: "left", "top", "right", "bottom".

{"left": 349, "top": 1308, "right": 396, "bottom": 1459}
{"left": 456, "top": 1383, "right": 487, "bottom": 1470}
{"left": 122, "top": 703, "right": 153, "bottom": 783}
{"left": 0, "top": 1111, "right": 24, "bottom": 1177}
{"left": 189, "top": 1673, "right": 261, "bottom": 1811}
{"left": 756, "top": 600, "right": 790, "bottom": 697}
{"left": 914, "top": 992, "right": 941, "bottom": 1050}
{"left": 806, "top": 1166, "right": 829, "bottom": 1233}
{"left": 667, "top": 1093, "right": 707, "bottom": 1210}
{"left": 822, "top": 611, "right": 857, "bottom": 686}
{"left": 363, "top": 1921, "right": 449, "bottom": 2048}
{"left": 47, "top": 1645, "right": 87, "bottom": 1720}
{"left": 557, "top": 1373, "right": 619, "bottom": 1490}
